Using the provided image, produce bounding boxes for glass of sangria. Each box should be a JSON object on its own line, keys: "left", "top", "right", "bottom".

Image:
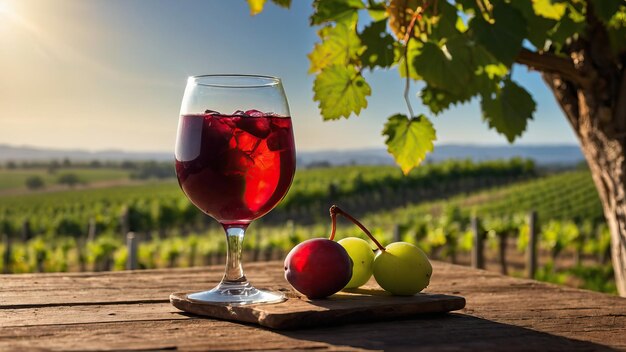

{"left": 175, "top": 74, "right": 295, "bottom": 305}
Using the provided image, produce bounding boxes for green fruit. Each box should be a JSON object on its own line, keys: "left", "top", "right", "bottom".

{"left": 338, "top": 237, "right": 375, "bottom": 288}
{"left": 373, "top": 242, "right": 432, "bottom": 295}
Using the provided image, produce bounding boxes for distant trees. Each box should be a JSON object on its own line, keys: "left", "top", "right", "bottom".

{"left": 57, "top": 173, "right": 82, "bottom": 187}
{"left": 25, "top": 176, "right": 45, "bottom": 190}
{"left": 129, "top": 161, "right": 174, "bottom": 180}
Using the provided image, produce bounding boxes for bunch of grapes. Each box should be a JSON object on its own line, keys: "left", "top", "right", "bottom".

{"left": 284, "top": 205, "right": 432, "bottom": 299}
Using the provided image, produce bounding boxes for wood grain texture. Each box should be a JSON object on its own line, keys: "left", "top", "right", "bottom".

{"left": 0, "top": 261, "right": 624, "bottom": 351}
{"left": 170, "top": 290, "right": 465, "bottom": 329}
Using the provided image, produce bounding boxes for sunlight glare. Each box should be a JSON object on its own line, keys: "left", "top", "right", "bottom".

{"left": 0, "top": 1, "right": 10, "bottom": 16}
{"left": 0, "top": 0, "right": 15, "bottom": 23}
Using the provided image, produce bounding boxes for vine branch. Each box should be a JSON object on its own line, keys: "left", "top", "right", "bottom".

{"left": 516, "top": 48, "right": 590, "bottom": 88}
{"left": 403, "top": 42, "right": 415, "bottom": 119}
{"left": 401, "top": 3, "right": 428, "bottom": 118}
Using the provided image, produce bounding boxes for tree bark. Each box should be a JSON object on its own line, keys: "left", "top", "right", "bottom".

{"left": 538, "top": 9, "right": 626, "bottom": 295}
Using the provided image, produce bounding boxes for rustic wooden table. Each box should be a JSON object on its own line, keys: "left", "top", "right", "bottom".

{"left": 1, "top": 261, "right": 625, "bottom": 351}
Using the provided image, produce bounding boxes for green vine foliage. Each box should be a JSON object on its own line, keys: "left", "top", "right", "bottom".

{"left": 248, "top": 0, "right": 626, "bottom": 174}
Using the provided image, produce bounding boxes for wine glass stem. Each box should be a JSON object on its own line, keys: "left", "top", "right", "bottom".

{"left": 222, "top": 225, "right": 248, "bottom": 284}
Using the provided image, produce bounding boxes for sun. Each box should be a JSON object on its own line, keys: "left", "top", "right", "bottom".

{"left": 0, "top": 0, "right": 13, "bottom": 17}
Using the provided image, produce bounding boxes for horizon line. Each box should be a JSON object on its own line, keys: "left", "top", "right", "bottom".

{"left": 0, "top": 142, "right": 583, "bottom": 155}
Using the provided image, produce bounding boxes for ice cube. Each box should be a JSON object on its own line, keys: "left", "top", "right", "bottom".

{"left": 250, "top": 139, "right": 278, "bottom": 170}
{"left": 245, "top": 109, "right": 265, "bottom": 117}
{"left": 266, "top": 129, "right": 290, "bottom": 151}
{"left": 210, "top": 117, "right": 235, "bottom": 137}
{"left": 232, "top": 110, "right": 246, "bottom": 115}
{"left": 204, "top": 109, "right": 221, "bottom": 114}
{"left": 237, "top": 117, "right": 271, "bottom": 138}
{"left": 234, "top": 130, "right": 261, "bottom": 153}
{"left": 218, "top": 116, "right": 236, "bottom": 129}
{"left": 219, "top": 149, "right": 254, "bottom": 176}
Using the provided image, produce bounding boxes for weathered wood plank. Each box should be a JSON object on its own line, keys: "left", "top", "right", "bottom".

{"left": 1, "top": 303, "right": 185, "bottom": 327}
{"left": 0, "top": 266, "right": 257, "bottom": 308}
{"left": 0, "top": 312, "right": 617, "bottom": 351}
{"left": 0, "top": 261, "right": 612, "bottom": 308}
{"left": 0, "top": 319, "right": 345, "bottom": 352}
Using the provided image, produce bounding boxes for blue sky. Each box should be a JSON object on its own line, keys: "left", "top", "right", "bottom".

{"left": 0, "top": 0, "right": 578, "bottom": 152}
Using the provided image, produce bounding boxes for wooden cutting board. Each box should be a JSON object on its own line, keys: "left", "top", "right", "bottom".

{"left": 170, "top": 288, "right": 465, "bottom": 329}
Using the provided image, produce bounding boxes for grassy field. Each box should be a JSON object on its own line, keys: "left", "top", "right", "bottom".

{"left": 0, "top": 168, "right": 133, "bottom": 192}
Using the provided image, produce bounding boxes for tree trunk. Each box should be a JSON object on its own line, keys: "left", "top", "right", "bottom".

{"left": 539, "top": 10, "right": 626, "bottom": 295}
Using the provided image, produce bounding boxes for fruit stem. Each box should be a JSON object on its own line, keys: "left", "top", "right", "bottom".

{"left": 329, "top": 205, "right": 386, "bottom": 251}
{"left": 329, "top": 209, "right": 337, "bottom": 241}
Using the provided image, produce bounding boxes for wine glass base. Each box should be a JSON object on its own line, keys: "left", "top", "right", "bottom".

{"left": 187, "top": 281, "right": 285, "bottom": 306}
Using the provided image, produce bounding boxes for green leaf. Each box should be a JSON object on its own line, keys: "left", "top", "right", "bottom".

{"left": 359, "top": 20, "right": 396, "bottom": 69}
{"left": 533, "top": 0, "right": 567, "bottom": 20}
{"left": 481, "top": 79, "right": 536, "bottom": 143}
{"left": 413, "top": 41, "right": 474, "bottom": 96}
{"left": 456, "top": 0, "right": 482, "bottom": 13}
{"left": 311, "top": 0, "right": 365, "bottom": 25}
{"left": 383, "top": 114, "right": 436, "bottom": 175}
{"left": 470, "top": 3, "right": 527, "bottom": 66}
{"left": 430, "top": 0, "right": 461, "bottom": 40}
{"left": 509, "top": 0, "right": 557, "bottom": 50}
{"left": 548, "top": 12, "right": 585, "bottom": 47}
{"left": 420, "top": 86, "right": 469, "bottom": 115}
{"left": 247, "top": 0, "right": 267, "bottom": 15}
{"left": 412, "top": 36, "right": 505, "bottom": 102}
{"left": 469, "top": 3, "right": 526, "bottom": 66}
{"left": 309, "top": 23, "right": 364, "bottom": 73}
{"left": 313, "top": 65, "right": 371, "bottom": 119}
{"left": 590, "top": 0, "right": 624, "bottom": 23}
{"left": 413, "top": 42, "right": 456, "bottom": 90}
{"left": 366, "top": 0, "right": 388, "bottom": 21}
{"left": 270, "top": 0, "right": 291, "bottom": 8}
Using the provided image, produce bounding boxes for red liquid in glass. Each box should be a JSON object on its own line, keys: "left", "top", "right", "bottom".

{"left": 175, "top": 111, "right": 296, "bottom": 225}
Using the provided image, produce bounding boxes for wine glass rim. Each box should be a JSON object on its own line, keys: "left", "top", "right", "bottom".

{"left": 189, "top": 74, "right": 281, "bottom": 88}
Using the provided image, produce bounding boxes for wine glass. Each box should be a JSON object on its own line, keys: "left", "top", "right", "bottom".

{"left": 175, "top": 74, "right": 296, "bottom": 305}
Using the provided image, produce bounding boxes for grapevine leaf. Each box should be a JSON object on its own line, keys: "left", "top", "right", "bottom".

{"left": 417, "top": 38, "right": 506, "bottom": 114}
{"left": 456, "top": 16, "right": 468, "bottom": 33}
{"left": 548, "top": 13, "right": 585, "bottom": 48}
{"left": 359, "top": 20, "right": 395, "bottom": 69}
{"left": 270, "top": 0, "right": 291, "bottom": 8}
{"left": 247, "top": 0, "right": 267, "bottom": 15}
{"left": 311, "top": 0, "right": 365, "bottom": 25}
{"left": 313, "top": 65, "right": 371, "bottom": 120}
{"left": 481, "top": 79, "right": 536, "bottom": 143}
{"left": 470, "top": 3, "right": 527, "bottom": 66}
{"left": 420, "top": 86, "right": 469, "bottom": 115}
{"left": 413, "top": 35, "right": 506, "bottom": 104}
{"left": 413, "top": 42, "right": 455, "bottom": 90}
{"left": 456, "top": 0, "right": 482, "bottom": 13}
{"left": 590, "top": 0, "right": 623, "bottom": 23}
{"left": 445, "top": 36, "right": 504, "bottom": 96}
{"left": 413, "top": 41, "right": 472, "bottom": 96}
{"left": 430, "top": 0, "right": 461, "bottom": 40}
{"left": 383, "top": 114, "right": 436, "bottom": 175}
{"left": 309, "top": 23, "right": 363, "bottom": 73}
{"left": 509, "top": 1, "right": 557, "bottom": 49}
{"left": 367, "top": 0, "right": 388, "bottom": 21}
{"left": 533, "top": 0, "right": 567, "bottom": 20}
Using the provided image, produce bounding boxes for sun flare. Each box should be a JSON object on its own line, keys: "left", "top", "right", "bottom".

{"left": 0, "top": 0, "right": 14, "bottom": 20}
{"left": 0, "top": 1, "right": 10, "bottom": 15}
